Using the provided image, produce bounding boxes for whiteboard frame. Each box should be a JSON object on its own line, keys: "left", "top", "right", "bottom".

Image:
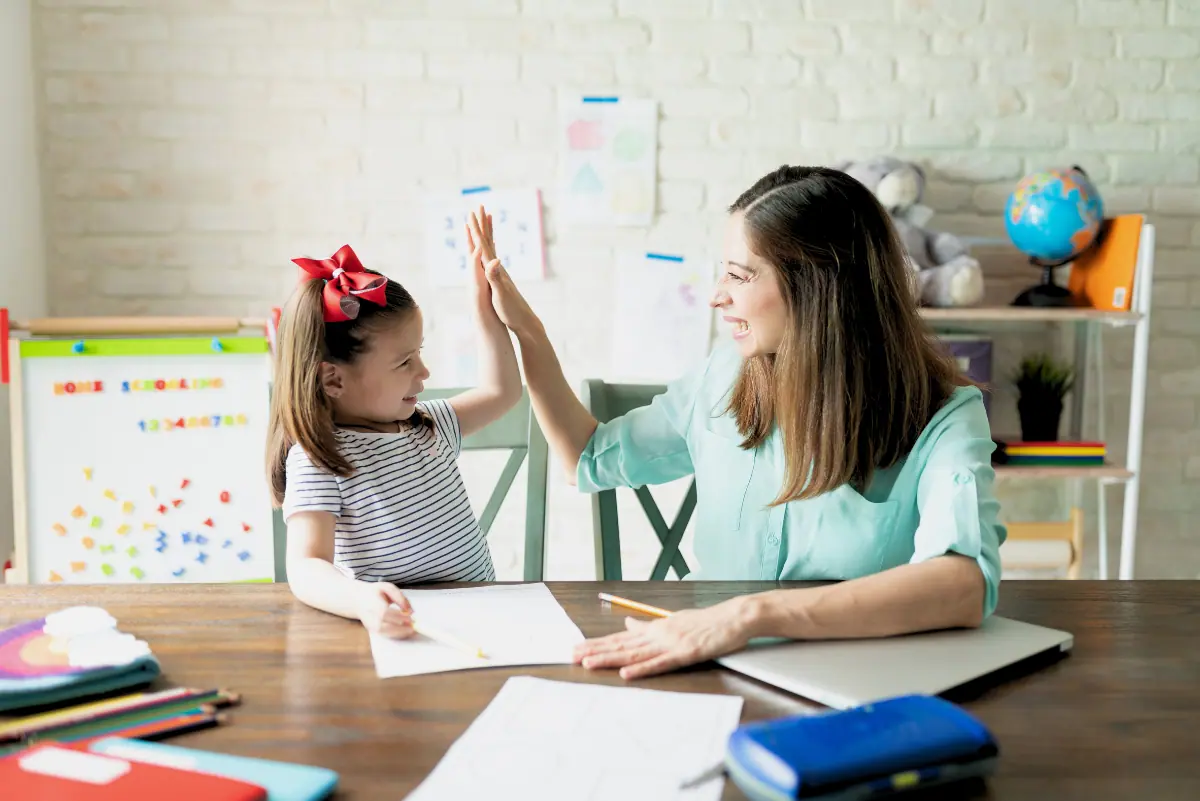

{"left": 8, "top": 338, "right": 29, "bottom": 584}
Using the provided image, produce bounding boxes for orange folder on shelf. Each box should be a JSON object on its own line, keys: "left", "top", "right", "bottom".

{"left": 0, "top": 741, "right": 266, "bottom": 801}
{"left": 1067, "top": 213, "right": 1143, "bottom": 311}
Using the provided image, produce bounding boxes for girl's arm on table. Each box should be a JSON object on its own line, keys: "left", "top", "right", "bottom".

{"left": 285, "top": 510, "right": 414, "bottom": 638}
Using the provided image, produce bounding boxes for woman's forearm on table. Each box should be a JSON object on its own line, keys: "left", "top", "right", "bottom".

{"left": 742, "top": 554, "right": 986, "bottom": 641}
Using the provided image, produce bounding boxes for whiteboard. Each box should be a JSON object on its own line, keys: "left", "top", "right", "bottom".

{"left": 12, "top": 336, "right": 276, "bottom": 585}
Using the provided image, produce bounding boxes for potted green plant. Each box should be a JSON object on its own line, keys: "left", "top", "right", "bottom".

{"left": 1012, "top": 352, "right": 1074, "bottom": 442}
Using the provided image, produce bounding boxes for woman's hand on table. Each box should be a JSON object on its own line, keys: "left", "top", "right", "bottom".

{"left": 572, "top": 596, "right": 762, "bottom": 680}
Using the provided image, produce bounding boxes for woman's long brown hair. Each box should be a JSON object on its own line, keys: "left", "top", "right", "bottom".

{"left": 726, "top": 165, "right": 969, "bottom": 505}
{"left": 266, "top": 269, "right": 422, "bottom": 507}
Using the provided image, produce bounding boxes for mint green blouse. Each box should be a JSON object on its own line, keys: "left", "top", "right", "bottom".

{"left": 576, "top": 345, "right": 1006, "bottom": 617}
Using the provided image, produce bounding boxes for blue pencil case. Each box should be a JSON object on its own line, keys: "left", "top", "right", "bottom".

{"left": 89, "top": 738, "right": 339, "bottom": 801}
{"left": 0, "top": 606, "right": 160, "bottom": 713}
{"left": 725, "top": 694, "right": 998, "bottom": 800}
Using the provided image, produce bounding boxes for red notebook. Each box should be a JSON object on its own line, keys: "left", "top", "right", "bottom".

{"left": 0, "top": 741, "right": 266, "bottom": 801}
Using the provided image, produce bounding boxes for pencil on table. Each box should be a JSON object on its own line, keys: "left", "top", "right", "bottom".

{"left": 597, "top": 593, "right": 672, "bottom": 619}
{"left": 0, "top": 687, "right": 238, "bottom": 744}
{"left": 29, "top": 703, "right": 221, "bottom": 745}
{"left": 411, "top": 618, "right": 487, "bottom": 659}
{"left": 0, "top": 686, "right": 192, "bottom": 741}
{"left": 114, "top": 710, "right": 225, "bottom": 741}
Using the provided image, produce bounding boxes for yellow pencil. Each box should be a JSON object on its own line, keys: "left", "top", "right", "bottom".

{"left": 597, "top": 592, "right": 672, "bottom": 619}
{"left": 411, "top": 619, "right": 487, "bottom": 659}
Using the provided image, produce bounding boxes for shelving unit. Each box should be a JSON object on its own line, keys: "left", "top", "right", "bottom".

{"left": 921, "top": 221, "right": 1155, "bottom": 580}
{"left": 991, "top": 464, "right": 1134, "bottom": 481}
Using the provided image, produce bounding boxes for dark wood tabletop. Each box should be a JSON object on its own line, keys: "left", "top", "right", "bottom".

{"left": 1, "top": 580, "right": 1198, "bottom": 800}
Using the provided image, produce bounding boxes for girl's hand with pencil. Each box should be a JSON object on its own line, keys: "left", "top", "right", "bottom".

{"left": 355, "top": 581, "right": 415, "bottom": 639}
{"left": 573, "top": 597, "right": 758, "bottom": 680}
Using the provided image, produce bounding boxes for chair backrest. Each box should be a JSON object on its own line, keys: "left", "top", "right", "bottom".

{"left": 580, "top": 380, "right": 696, "bottom": 581}
{"left": 420, "top": 388, "right": 549, "bottom": 581}
{"left": 272, "top": 389, "right": 549, "bottom": 582}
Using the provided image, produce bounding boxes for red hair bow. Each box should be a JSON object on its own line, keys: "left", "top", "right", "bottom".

{"left": 292, "top": 244, "right": 388, "bottom": 323}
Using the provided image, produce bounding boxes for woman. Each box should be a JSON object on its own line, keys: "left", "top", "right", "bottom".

{"left": 481, "top": 165, "right": 1005, "bottom": 680}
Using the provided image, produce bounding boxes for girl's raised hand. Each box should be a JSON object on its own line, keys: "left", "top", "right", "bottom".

{"left": 466, "top": 205, "right": 537, "bottom": 335}
{"left": 465, "top": 210, "right": 501, "bottom": 323}
{"left": 474, "top": 204, "right": 497, "bottom": 263}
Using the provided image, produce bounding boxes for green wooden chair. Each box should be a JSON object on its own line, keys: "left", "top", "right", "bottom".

{"left": 580, "top": 380, "right": 696, "bottom": 581}
{"left": 272, "top": 389, "right": 550, "bottom": 582}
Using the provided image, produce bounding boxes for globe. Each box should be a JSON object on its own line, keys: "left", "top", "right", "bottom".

{"left": 1005, "top": 166, "right": 1104, "bottom": 264}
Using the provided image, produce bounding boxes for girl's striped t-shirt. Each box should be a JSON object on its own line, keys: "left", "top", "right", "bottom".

{"left": 282, "top": 399, "right": 495, "bottom": 584}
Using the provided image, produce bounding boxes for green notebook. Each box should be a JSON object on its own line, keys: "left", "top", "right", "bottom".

{"left": 0, "top": 606, "right": 160, "bottom": 713}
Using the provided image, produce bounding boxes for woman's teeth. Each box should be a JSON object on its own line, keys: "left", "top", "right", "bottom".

{"left": 735, "top": 321, "right": 749, "bottom": 333}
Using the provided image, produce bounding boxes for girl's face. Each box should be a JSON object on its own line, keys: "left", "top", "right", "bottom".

{"left": 322, "top": 309, "right": 430, "bottom": 427}
{"left": 710, "top": 211, "right": 788, "bottom": 357}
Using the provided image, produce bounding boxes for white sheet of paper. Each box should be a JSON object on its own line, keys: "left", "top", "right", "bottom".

{"left": 558, "top": 96, "right": 658, "bottom": 226}
{"left": 611, "top": 251, "right": 716, "bottom": 382}
{"left": 368, "top": 583, "right": 586, "bottom": 678}
{"left": 423, "top": 186, "right": 546, "bottom": 287}
{"left": 405, "top": 676, "right": 744, "bottom": 801}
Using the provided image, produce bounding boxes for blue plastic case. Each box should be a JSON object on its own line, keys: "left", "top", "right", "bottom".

{"left": 725, "top": 694, "right": 998, "bottom": 801}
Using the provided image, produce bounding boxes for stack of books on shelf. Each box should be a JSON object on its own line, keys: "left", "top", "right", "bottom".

{"left": 992, "top": 439, "right": 1106, "bottom": 467}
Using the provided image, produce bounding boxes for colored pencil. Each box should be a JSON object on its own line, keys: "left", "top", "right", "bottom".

{"left": 411, "top": 618, "right": 488, "bottom": 659}
{"left": 31, "top": 704, "right": 220, "bottom": 745}
{"left": 0, "top": 688, "right": 238, "bottom": 743}
{"left": 0, "top": 686, "right": 193, "bottom": 740}
{"left": 0, "top": 685, "right": 223, "bottom": 743}
{"left": 111, "top": 710, "right": 226, "bottom": 741}
{"left": 597, "top": 593, "right": 672, "bottom": 619}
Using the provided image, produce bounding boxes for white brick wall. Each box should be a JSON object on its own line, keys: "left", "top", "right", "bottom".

{"left": 28, "top": 0, "right": 1200, "bottom": 580}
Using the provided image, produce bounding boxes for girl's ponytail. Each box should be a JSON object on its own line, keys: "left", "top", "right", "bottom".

{"left": 266, "top": 278, "right": 351, "bottom": 507}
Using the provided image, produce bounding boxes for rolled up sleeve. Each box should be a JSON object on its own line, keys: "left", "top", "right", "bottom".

{"left": 911, "top": 393, "right": 1007, "bottom": 618}
{"left": 576, "top": 354, "right": 717, "bottom": 492}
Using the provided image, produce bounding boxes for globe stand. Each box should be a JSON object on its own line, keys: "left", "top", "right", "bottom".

{"left": 1012, "top": 258, "right": 1085, "bottom": 308}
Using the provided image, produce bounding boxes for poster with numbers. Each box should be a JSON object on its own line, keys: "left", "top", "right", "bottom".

{"left": 424, "top": 186, "right": 546, "bottom": 288}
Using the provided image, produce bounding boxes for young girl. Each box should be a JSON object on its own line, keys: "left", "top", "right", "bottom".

{"left": 267, "top": 208, "right": 519, "bottom": 640}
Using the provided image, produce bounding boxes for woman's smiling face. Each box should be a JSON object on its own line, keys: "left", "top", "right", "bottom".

{"left": 710, "top": 210, "right": 788, "bottom": 357}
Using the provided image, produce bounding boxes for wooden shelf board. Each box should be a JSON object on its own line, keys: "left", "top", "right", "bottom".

{"left": 921, "top": 307, "right": 1139, "bottom": 324}
{"left": 993, "top": 464, "right": 1134, "bottom": 480}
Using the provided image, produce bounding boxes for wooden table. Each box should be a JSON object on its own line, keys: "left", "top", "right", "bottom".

{"left": 2, "top": 581, "right": 1198, "bottom": 799}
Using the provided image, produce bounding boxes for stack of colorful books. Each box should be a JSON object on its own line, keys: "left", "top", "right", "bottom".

{"left": 993, "top": 439, "right": 1106, "bottom": 467}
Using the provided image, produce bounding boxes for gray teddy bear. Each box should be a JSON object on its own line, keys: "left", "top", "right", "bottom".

{"left": 834, "top": 156, "right": 984, "bottom": 308}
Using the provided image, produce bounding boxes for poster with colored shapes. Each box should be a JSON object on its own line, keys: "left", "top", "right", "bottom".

{"left": 13, "top": 336, "right": 275, "bottom": 585}
{"left": 611, "top": 252, "right": 716, "bottom": 382}
{"left": 558, "top": 96, "right": 658, "bottom": 227}
{"left": 424, "top": 186, "right": 546, "bottom": 288}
